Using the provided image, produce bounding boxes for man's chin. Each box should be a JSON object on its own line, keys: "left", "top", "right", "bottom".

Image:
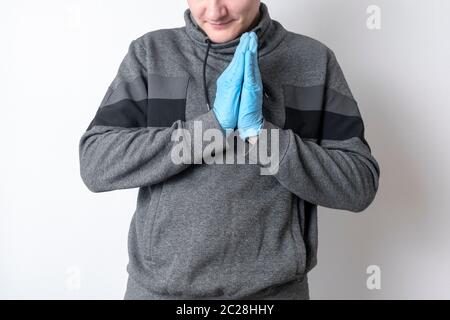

{"left": 205, "top": 30, "right": 241, "bottom": 44}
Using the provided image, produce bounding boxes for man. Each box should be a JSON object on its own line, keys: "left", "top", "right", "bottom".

{"left": 79, "top": 0, "right": 380, "bottom": 300}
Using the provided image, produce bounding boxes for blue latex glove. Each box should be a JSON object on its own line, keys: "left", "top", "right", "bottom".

{"left": 237, "top": 32, "right": 264, "bottom": 141}
{"left": 212, "top": 32, "right": 250, "bottom": 136}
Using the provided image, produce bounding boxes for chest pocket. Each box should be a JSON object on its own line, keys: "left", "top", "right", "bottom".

{"left": 147, "top": 74, "right": 190, "bottom": 127}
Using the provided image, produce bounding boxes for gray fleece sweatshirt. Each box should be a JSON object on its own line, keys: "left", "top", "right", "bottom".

{"left": 79, "top": 2, "right": 380, "bottom": 299}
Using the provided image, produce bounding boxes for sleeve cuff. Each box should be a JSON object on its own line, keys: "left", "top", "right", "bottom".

{"left": 245, "top": 118, "right": 291, "bottom": 174}
{"left": 182, "top": 110, "right": 228, "bottom": 164}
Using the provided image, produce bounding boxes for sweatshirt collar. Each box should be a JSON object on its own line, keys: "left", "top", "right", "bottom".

{"left": 184, "top": 2, "right": 287, "bottom": 57}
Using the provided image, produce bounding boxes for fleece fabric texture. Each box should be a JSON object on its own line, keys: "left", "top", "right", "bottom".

{"left": 79, "top": 2, "right": 380, "bottom": 299}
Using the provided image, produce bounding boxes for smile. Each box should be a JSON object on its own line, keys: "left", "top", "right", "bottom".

{"left": 209, "top": 21, "right": 233, "bottom": 29}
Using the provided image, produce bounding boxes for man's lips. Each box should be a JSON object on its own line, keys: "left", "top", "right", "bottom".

{"left": 209, "top": 20, "right": 233, "bottom": 29}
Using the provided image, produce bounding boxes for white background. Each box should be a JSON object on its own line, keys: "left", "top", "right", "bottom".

{"left": 1, "top": 0, "right": 449, "bottom": 299}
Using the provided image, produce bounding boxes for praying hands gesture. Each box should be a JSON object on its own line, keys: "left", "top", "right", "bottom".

{"left": 212, "top": 32, "right": 264, "bottom": 144}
